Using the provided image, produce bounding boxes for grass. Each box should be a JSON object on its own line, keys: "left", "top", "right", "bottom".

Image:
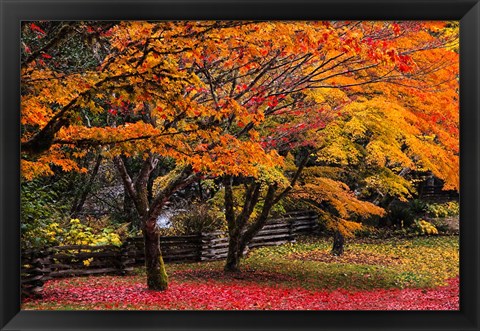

{"left": 128, "top": 235, "right": 458, "bottom": 291}
{"left": 22, "top": 235, "right": 459, "bottom": 310}
{"left": 240, "top": 235, "right": 459, "bottom": 290}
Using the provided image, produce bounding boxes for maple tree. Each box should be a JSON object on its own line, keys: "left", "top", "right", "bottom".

{"left": 296, "top": 23, "right": 459, "bottom": 253}
{"left": 21, "top": 21, "right": 458, "bottom": 286}
{"left": 195, "top": 21, "right": 459, "bottom": 267}
{"left": 23, "top": 21, "right": 301, "bottom": 289}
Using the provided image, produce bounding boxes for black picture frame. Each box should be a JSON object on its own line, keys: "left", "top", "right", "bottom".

{"left": 1, "top": 0, "right": 479, "bottom": 330}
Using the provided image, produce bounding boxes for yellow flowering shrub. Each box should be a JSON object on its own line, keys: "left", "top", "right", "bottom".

{"left": 38, "top": 219, "right": 122, "bottom": 247}
{"left": 413, "top": 219, "right": 439, "bottom": 235}
{"left": 60, "top": 219, "right": 123, "bottom": 247}
{"left": 36, "top": 218, "right": 123, "bottom": 266}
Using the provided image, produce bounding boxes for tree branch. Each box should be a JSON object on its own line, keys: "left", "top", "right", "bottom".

{"left": 272, "top": 152, "right": 310, "bottom": 205}
{"left": 113, "top": 156, "right": 137, "bottom": 203}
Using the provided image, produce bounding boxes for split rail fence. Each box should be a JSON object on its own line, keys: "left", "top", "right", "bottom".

{"left": 22, "top": 211, "right": 317, "bottom": 297}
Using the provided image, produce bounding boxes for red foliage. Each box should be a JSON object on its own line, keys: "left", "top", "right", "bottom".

{"left": 23, "top": 276, "right": 459, "bottom": 310}
{"left": 30, "top": 23, "right": 46, "bottom": 35}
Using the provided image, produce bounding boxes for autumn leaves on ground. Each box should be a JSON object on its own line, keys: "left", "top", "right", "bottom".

{"left": 23, "top": 236, "right": 459, "bottom": 310}
{"left": 21, "top": 21, "right": 459, "bottom": 310}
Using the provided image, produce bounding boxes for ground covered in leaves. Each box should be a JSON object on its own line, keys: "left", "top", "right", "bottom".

{"left": 22, "top": 236, "right": 459, "bottom": 310}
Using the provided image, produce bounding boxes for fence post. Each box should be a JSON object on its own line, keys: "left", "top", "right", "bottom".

{"left": 310, "top": 211, "right": 319, "bottom": 234}
{"left": 21, "top": 249, "right": 50, "bottom": 298}
{"left": 118, "top": 239, "right": 135, "bottom": 275}
{"left": 195, "top": 234, "right": 202, "bottom": 262}
{"left": 288, "top": 218, "right": 296, "bottom": 242}
{"left": 200, "top": 232, "right": 213, "bottom": 261}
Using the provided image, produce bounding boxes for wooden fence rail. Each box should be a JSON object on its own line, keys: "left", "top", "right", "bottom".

{"left": 21, "top": 211, "right": 317, "bottom": 297}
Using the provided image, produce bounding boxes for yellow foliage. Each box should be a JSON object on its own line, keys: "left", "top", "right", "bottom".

{"left": 293, "top": 167, "right": 385, "bottom": 235}
{"left": 315, "top": 96, "right": 458, "bottom": 195}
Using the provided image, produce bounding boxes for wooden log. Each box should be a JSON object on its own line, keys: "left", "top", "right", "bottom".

{"left": 119, "top": 258, "right": 136, "bottom": 265}
{"left": 163, "top": 253, "right": 200, "bottom": 261}
{"left": 47, "top": 262, "right": 73, "bottom": 269}
{"left": 201, "top": 230, "right": 225, "bottom": 237}
{"left": 255, "top": 228, "right": 290, "bottom": 236}
{"left": 209, "top": 240, "right": 229, "bottom": 247}
{"left": 162, "top": 248, "right": 200, "bottom": 256}
{"left": 160, "top": 235, "right": 202, "bottom": 242}
{"left": 21, "top": 275, "right": 44, "bottom": 283}
{"left": 292, "top": 225, "right": 315, "bottom": 232}
{"left": 22, "top": 280, "right": 44, "bottom": 288}
{"left": 200, "top": 236, "right": 228, "bottom": 244}
{"left": 248, "top": 240, "right": 292, "bottom": 248}
{"left": 161, "top": 243, "right": 200, "bottom": 248}
{"left": 49, "top": 267, "right": 119, "bottom": 277}
{"left": 20, "top": 267, "right": 48, "bottom": 274}
{"left": 35, "top": 257, "right": 54, "bottom": 265}
{"left": 23, "top": 286, "right": 43, "bottom": 297}
{"left": 260, "top": 223, "right": 290, "bottom": 230}
{"left": 202, "top": 247, "right": 229, "bottom": 254}
{"left": 22, "top": 256, "right": 50, "bottom": 265}
{"left": 163, "top": 258, "right": 197, "bottom": 262}
{"left": 292, "top": 219, "right": 316, "bottom": 225}
{"left": 119, "top": 251, "right": 137, "bottom": 257}
{"left": 201, "top": 253, "right": 228, "bottom": 261}
{"left": 250, "top": 233, "right": 293, "bottom": 242}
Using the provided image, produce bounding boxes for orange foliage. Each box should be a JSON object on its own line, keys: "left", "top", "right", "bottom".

{"left": 21, "top": 21, "right": 458, "bottom": 196}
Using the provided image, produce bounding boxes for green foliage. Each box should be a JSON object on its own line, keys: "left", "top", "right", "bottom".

{"left": 385, "top": 204, "right": 415, "bottom": 228}
{"left": 164, "top": 201, "right": 226, "bottom": 235}
{"left": 21, "top": 177, "right": 125, "bottom": 248}
{"left": 21, "top": 179, "right": 69, "bottom": 249}
{"left": 21, "top": 22, "right": 110, "bottom": 73}
{"left": 353, "top": 225, "right": 380, "bottom": 238}
{"left": 426, "top": 201, "right": 459, "bottom": 218}
{"left": 408, "top": 199, "right": 428, "bottom": 214}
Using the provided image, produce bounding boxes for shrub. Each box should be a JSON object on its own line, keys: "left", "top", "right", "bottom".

{"left": 62, "top": 219, "right": 123, "bottom": 246}
{"left": 165, "top": 202, "right": 226, "bottom": 235}
{"left": 37, "top": 218, "right": 123, "bottom": 248}
{"left": 385, "top": 204, "right": 415, "bottom": 228}
{"left": 426, "top": 201, "right": 459, "bottom": 218}
{"left": 21, "top": 179, "right": 69, "bottom": 249}
{"left": 408, "top": 199, "right": 427, "bottom": 214}
{"left": 354, "top": 225, "right": 380, "bottom": 238}
{"left": 412, "top": 219, "right": 439, "bottom": 235}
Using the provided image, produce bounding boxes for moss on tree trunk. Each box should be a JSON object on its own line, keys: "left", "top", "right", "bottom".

{"left": 144, "top": 230, "right": 168, "bottom": 291}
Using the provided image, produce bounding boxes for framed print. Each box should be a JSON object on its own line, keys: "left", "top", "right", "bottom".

{"left": 1, "top": 0, "right": 479, "bottom": 330}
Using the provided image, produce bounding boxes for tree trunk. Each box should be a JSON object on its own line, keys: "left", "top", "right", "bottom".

{"left": 331, "top": 231, "right": 345, "bottom": 256}
{"left": 144, "top": 228, "right": 168, "bottom": 291}
{"left": 224, "top": 235, "right": 241, "bottom": 272}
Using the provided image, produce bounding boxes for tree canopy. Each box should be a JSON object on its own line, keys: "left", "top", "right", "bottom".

{"left": 21, "top": 20, "right": 459, "bottom": 288}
